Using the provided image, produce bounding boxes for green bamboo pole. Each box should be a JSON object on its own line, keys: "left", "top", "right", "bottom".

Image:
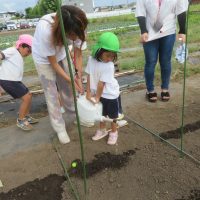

{"left": 52, "top": 138, "right": 80, "bottom": 200}
{"left": 126, "top": 116, "right": 200, "bottom": 165}
{"left": 56, "top": 0, "right": 87, "bottom": 196}
{"left": 180, "top": 0, "right": 191, "bottom": 156}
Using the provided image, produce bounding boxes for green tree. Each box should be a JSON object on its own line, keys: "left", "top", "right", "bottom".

{"left": 25, "top": 0, "right": 57, "bottom": 18}
{"left": 40, "top": 0, "right": 57, "bottom": 13}
{"left": 25, "top": 7, "right": 33, "bottom": 18}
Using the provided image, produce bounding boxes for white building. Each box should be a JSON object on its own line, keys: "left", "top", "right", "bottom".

{"left": 0, "top": 11, "right": 16, "bottom": 23}
{"left": 63, "top": 0, "right": 135, "bottom": 13}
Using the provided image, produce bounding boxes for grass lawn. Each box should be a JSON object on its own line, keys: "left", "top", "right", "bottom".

{"left": 0, "top": 4, "right": 199, "bottom": 80}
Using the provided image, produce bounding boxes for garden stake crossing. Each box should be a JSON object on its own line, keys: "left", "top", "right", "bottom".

{"left": 53, "top": 1, "right": 200, "bottom": 200}
{"left": 56, "top": 0, "right": 87, "bottom": 198}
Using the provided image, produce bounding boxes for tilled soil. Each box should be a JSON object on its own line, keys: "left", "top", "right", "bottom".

{"left": 0, "top": 75, "right": 200, "bottom": 200}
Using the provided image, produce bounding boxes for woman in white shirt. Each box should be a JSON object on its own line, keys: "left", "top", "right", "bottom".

{"left": 135, "top": 0, "right": 188, "bottom": 102}
{"left": 32, "top": 5, "right": 88, "bottom": 144}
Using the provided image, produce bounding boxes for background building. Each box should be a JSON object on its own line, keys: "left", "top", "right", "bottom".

{"left": 0, "top": 11, "right": 16, "bottom": 23}
{"left": 63, "top": 0, "right": 136, "bottom": 13}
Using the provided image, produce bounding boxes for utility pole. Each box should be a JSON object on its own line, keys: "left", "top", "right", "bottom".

{"left": 126, "top": 0, "right": 129, "bottom": 8}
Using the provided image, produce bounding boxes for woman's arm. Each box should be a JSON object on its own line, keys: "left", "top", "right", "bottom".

{"left": 48, "top": 55, "right": 82, "bottom": 92}
{"left": 74, "top": 47, "right": 84, "bottom": 94}
{"left": 74, "top": 47, "right": 83, "bottom": 77}
{"left": 48, "top": 55, "right": 71, "bottom": 82}
{"left": 177, "top": 11, "right": 186, "bottom": 42}
{"left": 137, "top": 16, "right": 149, "bottom": 43}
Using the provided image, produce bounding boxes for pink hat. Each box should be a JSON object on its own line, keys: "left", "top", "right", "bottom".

{"left": 16, "top": 34, "right": 33, "bottom": 49}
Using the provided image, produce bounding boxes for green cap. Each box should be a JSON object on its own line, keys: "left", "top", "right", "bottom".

{"left": 92, "top": 32, "right": 120, "bottom": 57}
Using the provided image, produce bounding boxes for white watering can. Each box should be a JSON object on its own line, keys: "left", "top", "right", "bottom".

{"left": 77, "top": 95, "right": 116, "bottom": 127}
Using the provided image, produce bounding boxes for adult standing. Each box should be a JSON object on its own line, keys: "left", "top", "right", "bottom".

{"left": 32, "top": 5, "right": 88, "bottom": 144}
{"left": 135, "top": 0, "right": 188, "bottom": 102}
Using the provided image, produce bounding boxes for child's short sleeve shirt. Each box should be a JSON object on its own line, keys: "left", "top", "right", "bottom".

{"left": 85, "top": 56, "right": 119, "bottom": 99}
{"left": 0, "top": 47, "right": 24, "bottom": 81}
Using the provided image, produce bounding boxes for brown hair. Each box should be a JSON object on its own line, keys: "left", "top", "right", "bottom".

{"left": 52, "top": 5, "right": 88, "bottom": 46}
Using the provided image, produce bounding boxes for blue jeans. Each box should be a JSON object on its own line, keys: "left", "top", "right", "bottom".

{"left": 143, "top": 34, "right": 176, "bottom": 92}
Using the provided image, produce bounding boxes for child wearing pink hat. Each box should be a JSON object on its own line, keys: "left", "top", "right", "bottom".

{"left": 0, "top": 34, "right": 39, "bottom": 131}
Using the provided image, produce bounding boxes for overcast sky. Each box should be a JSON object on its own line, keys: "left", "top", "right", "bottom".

{"left": 0, "top": 0, "right": 37, "bottom": 12}
{"left": 94, "top": 0, "right": 135, "bottom": 7}
{"left": 0, "top": 0, "right": 136, "bottom": 13}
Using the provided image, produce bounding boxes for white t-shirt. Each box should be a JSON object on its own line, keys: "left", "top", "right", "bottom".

{"left": 135, "top": 0, "right": 188, "bottom": 41}
{"left": 0, "top": 47, "right": 24, "bottom": 81}
{"left": 32, "top": 13, "right": 86, "bottom": 64}
{"left": 85, "top": 56, "right": 120, "bottom": 99}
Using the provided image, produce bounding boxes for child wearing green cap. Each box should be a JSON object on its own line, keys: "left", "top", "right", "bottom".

{"left": 85, "top": 32, "right": 122, "bottom": 145}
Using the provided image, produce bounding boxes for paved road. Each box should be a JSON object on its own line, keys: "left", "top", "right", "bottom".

{"left": 0, "top": 72, "right": 144, "bottom": 158}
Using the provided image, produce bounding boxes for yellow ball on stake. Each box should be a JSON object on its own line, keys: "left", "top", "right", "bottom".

{"left": 71, "top": 162, "right": 77, "bottom": 168}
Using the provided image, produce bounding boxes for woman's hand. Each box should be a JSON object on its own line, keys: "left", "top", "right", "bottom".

{"left": 90, "top": 97, "right": 99, "bottom": 104}
{"left": 48, "top": 56, "right": 71, "bottom": 82}
{"left": 140, "top": 33, "right": 149, "bottom": 43}
{"left": 86, "top": 92, "right": 99, "bottom": 104}
{"left": 177, "top": 34, "right": 186, "bottom": 43}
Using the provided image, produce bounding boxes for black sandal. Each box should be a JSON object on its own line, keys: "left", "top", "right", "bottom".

{"left": 146, "top": 92, "right": 157, "bottom": 102}
{"left": 161, "top": 91, "right": 170, "bottom": 101}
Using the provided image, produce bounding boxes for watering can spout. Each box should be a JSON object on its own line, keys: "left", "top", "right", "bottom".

{"left": 94, "top": 116, "right": 115, "bottom": 123}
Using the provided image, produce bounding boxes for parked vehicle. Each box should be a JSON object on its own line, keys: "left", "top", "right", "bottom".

{"left": 32, "top": 18, "right": 40, "bottom": 27}
{"left": 6, "top": 21, "right": 17, "bottom": 31}
{"left": 16, "top": 23, "right": 20, "bottom": 29}
{"left": 0, "top": 23, "right": 7, "bottom": 31}
{"left": 131, "top": 6, "right": 136, "bottom": 13}
{"left": 28, "top": 21, "right": 34, "bottom": 28}
{"left": 20, "top": 21, "right": 30, "bottom": 29}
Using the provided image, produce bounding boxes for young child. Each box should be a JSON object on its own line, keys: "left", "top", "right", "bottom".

{"left": 85, "top": 32, "right": 122, "bottom": 145}
{"left": 0, "top": 34, "right": 39, "bottom": 131}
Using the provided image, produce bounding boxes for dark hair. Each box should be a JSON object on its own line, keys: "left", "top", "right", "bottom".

{"left": 94, "top": 48, "right": 118, "bottom": 62}
{"left": 21, "top": 43, "right": 31, "bottom": 48}
{"left": 52, "top": 5, "right": 88, "bottom": 46}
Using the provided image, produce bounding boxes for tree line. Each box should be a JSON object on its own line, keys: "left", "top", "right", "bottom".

{"left": 25, "top": 0, "right": 57, "bottom": 18}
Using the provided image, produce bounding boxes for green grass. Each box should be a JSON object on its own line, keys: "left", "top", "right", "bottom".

{"left": 0, "top": 4, "right": 199, "bottom": 79}
{"left": 23, "top": 56, "right": 37, "bottom": 75}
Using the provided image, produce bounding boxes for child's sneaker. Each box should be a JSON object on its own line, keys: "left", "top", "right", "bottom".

{"left": 117, "top": 120, "right": 128, "bottom": 127}
{"left": 117, "top": 113, "right": 124, "bottom": 120}
{"left": 107, "top": 131, "right": 118, "bottom": 145}
{"left": 57, "top": 131, "right": 70, "bottom": 144}
{"left": 92, "top": 129, "right": 108, "bottom": 141}
{"left": 17, "top": 118, "right": 33, "bottom": 131}
{"left": 25, "top": 115, "right": 39, "bottom": 124}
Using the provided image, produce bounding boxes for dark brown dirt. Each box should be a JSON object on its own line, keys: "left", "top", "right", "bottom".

{"left": 159, "top": 120, "right": 200, "bottom": 139}
{"left": 0, "top": 174, "right": 65, "bottom": 200}
{"left": 68, "top": 150, "right": 136, "bottom": 178}
{"left": 1, "top": 75, "right": 200, "bottom": 200}
{"left": 175, "top": 189, "right": 200, "bottom": 200}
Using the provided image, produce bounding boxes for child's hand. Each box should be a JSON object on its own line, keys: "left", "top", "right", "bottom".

{"left": 90, "top": 97, "right": 100, "bottom": 104}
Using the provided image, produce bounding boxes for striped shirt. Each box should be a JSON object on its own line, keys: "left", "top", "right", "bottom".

{"left": 135, "top": 0, "right": 188, "bottom": 41}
